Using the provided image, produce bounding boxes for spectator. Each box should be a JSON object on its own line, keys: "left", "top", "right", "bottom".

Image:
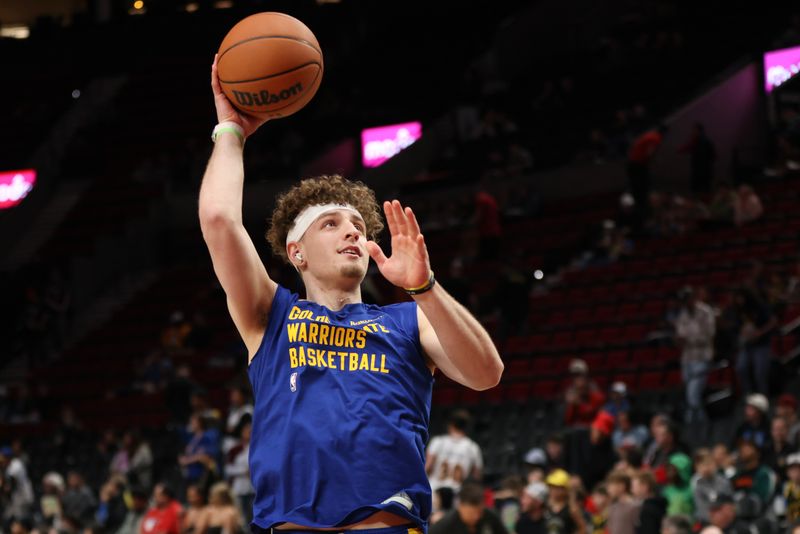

{"left": 515, "top": 482, "right": 548, "bottom": 534}
{"left": 141, "top": 483, "right": 182, "bottom": 534}
{"left": 733, "top": 185, "right": 764, "bottom": 226}
{"left": 178, "top": 414, "right": 220, "bottom": 490}
{"left": 0, "top": 445, "right": 35, "bottom": 523}
{"left": 40, "top": 471, "right": 65, "bottom": 530}
{"left": 776, "top": 393, "right": 800, "bottom": 447}
{"left": 678, "top": 122, "right": 716, "bottom": 195}
{"left": 691, "top": 448, "right": 733, "bottom": 524}
{"left": 564, "top": 359, "right": 606, "bottom": 427}
{"left": 225, "top": 415, "right": 254, "bottom": 527}
{"left": 712, "top": 443, "right": 737, "bottom": 479}
{"left": 426, "top": 410, "right": 483, "bottom": 492}
{"left": 674, "top": 285, "right": 716, "bottom": 423}
{"left": 115, "top": 486, "right": 148, "bottom": 534}
{"left": 195, "top": 482, "right": 243, "bottom": 534}
{"left": 661, "top": 515, "right": 693, "bottom": 534}
{"left": 733, "top": 394, "right": 771, "bottom": 452}
{"left": 704, "top": 493, "right": 750, "bottom": 534}
{"left": 587, "top": 484, "right": 609, "bottom": 534}
{"left": 430, "top": 487, "right": 454, "bottom": 526}
{"left": 578, "top": 411, "right": 619, "bottom": 491}
{"left": 764, "top": 416, "right": 793, "bottom": 482}
{"left": 632, "top": 470, "right": 667, "bottom": 534}
{"left": 543, "top": 469, "right": 586, "bottom": 534}
{"left": 778, "top": 452, "right": 800, "bottom": 524}
{"left": 602, "top": 381, "right": 631, "bottom": 418}
{"left": 544, "top": 433, "right": 568, "bottom": 473}
{"left": 522, "top": 448, "right": 548, "bottom": 483}
{"left": 493, "top": 475, "right": 524, "bottom": 534}
{"left": 730, "top": 438, "right": 776, "bottom": 509}
{"left": 662, "top": 453, "right": 694, "bottom": 517}
{"left": 165, "top": 365, "right": 200, "bottom": 424}
{"left": 429, "top": 481, "right": 508, "bottom": 534}
{"left": 95, "top": 476, "right": 128, "bottom": 533}
{"left": 181, "top": 484, "right": 205, "bottom": 534}
{"left": 189, "top": 389, "right": 222, "bottom": 428}
{"left": 160, "top": 311, "right": 193, "bottom": 354}
{"left": 111, "top": 431, "right": 153, "bottom": 491}
{"left": 612, "top": 411, "right": 649, "bottom": 451}
{"left": 225, "top": 387, "right": 253, "bottom": 439}
{"left": 605, "top": 471, "right": 639, "bottom": 534}
{"left": 643, "top": 417, "right": 684, "bottom": 477}
{"left": 61, "top": 471, "right": 97, "bottom": 526}
{"left": 626, "top": 124, "right": 668, "bottom": 232}
{"left": 735, "top": 287, "right": 777, "bottom": 396}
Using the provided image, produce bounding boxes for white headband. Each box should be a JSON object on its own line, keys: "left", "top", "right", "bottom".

{"left": 286, "top": 203, "right": 364, "bottom": 245}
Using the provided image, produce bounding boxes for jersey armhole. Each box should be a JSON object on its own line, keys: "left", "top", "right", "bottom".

{"left": 248, "top": 285, "right": 295, "bottom": 369}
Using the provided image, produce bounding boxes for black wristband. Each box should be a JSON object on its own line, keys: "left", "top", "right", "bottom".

{"left": 404, "top": 271, "right": 436, "bottom": 296}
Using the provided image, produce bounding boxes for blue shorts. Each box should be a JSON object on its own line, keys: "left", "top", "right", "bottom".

{"left": 262, "top": 526, "right": 421, "bottom": 534}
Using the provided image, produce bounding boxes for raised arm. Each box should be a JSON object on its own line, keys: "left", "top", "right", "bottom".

{"left": 199, "top": 55, "right": 277, "bottom": 360}
{"left": 365, "top": 200, "right": 504, "bottom": 391}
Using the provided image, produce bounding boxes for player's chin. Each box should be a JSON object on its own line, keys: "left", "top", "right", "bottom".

{"left": 339, "top": 263, "right": 366, "bottom": 280}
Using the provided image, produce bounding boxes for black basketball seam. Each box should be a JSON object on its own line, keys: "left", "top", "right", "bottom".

{"left": 218, "top": 35, "right": 323, "bottom": 61}
{"left": 231, "top": 66, "right": 323, "bottom": 115}
{"left": 218, "top": 61, "right": 321, "bottom": 84}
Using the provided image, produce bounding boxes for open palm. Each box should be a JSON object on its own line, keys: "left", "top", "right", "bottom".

{"left": 366, "top": 200, "right": 431, "bottom": 290}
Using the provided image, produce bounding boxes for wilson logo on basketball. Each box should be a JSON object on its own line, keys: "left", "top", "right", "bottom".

{"left": 232, "top": 83, "right": 303, "bottom": 107}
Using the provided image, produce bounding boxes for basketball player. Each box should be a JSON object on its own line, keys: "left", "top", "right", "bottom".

{"left": 200, "top": 56, "right": 504, "bottom": 533}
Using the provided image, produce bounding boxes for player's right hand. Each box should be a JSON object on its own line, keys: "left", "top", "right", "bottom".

{"left": 211, "top": 54, "right": 268, "bottom": 139}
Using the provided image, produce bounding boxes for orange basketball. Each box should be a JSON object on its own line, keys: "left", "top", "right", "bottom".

{"left": 217, "top": 12, "right": 323, "bottom": 119}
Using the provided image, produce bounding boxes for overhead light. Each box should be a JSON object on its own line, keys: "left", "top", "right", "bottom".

{"left": 213, "top": 0, "right": 234, "bottom": 8}
{"left": 0, "top": 25, "right": 30, "bottom": 39}
{"left": 185, "top": 2, "right": 200, "bottom": 12}
{"left": 534, "top": 270, "right": 544, "bottom": 280}
{"left": 128, "top": 0, "right": 146, "bottom": 14}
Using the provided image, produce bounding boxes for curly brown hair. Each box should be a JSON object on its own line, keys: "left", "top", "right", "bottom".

{"left": 266, "top": 175, "right": 384, "bottom": 262}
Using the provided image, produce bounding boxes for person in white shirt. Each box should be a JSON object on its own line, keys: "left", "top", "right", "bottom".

{"left": 425, "top": 410, "right": 483, "bottom": 492}
{"left": 0, "top": 446, "right": 35, "bottom": 523}
{"left": 223, "top": 386, "right": 253, "bottom": 454}
{"left": 224, "top": 414, "right": 254, "bottom": 526}
{"left": 674, "top": 286, "right": 716, "bottom": 423}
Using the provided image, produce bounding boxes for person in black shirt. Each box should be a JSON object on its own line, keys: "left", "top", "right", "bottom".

{"left": 430, "top": 481, "right": 508, "bottom": 534}
{"left": 516, "top": 482, "right": 548, "bottom": 534}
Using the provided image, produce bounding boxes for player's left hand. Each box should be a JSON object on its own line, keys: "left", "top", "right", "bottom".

{"left": 366, "top": 200, "right": 431, "bottom": 290}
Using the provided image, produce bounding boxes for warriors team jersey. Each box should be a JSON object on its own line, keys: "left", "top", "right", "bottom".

{"left": 248, "top": 285, "right": 435, "bottom": 532}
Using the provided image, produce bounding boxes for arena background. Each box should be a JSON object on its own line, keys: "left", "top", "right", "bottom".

{"left": 2, "top": 0, "right": 800, "bottom": 532}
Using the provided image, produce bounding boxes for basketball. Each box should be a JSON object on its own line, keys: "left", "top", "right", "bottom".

{"left": 217, "top": 12, "right": 323, "bottom": 119}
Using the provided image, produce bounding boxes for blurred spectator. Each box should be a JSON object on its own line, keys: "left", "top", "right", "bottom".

{"left": 515, "top": 481, "right": 548, "bottom": 534}
{"left": 564, "top": 359, "right": 606, "bottom": 428}
{"left": 115, "top": 486, "right": 148, "bottom": 534}
{"left": 587, "top": 484, "right": 609, "bottom": 533}
{"left": 777, "top": 452, "right": 800, "bottom": 524}
{"left": 543, "top": 469, "right": 586, "bottom": 534}
{"left": 62, "top": 471, "right": 97, "bottom": 526}
{"left": 674, "top": 285, "right": 716, "bottom": 423}
{"left": 134, "top": 352, "right": 173, "bottom": 394}
{"left": 605, "top": 471, "right": 639, "bottom": 534}
{"left": 0, "top": 445, "right": 35, "bottom": 523}
{"left": 224, "top": 415, "right": 254, "bottom": 527}
{"left": 730, "top": 438, "right": 776, "bottom": 509}
{"left": 224, "top": 387, "right": 253, "bottom": 451}
{"left": 430, "top": 487, "right": 455, "bottom": 526}
{"left": 181, "top": 484, "right": 205, "bottom": 534}
{"left": 733, "top": 394, "right": 771, "bottom": 452}
{"left": 493, "top": 475, "right": 524, "bottom": 533}
{"left": 712, "top": 443, "right": 737, "bottom": 479}
{"left": 40, "top": 471, "right": 65, "bottom": 529}
{"left": 678, "top": 122, "right": 716, "bottom": 194}
{"left": 165, "top": 365, "right": 199, "bottom": 424}
{"left": 602, "top": 381, "right": 631, "bottom": 418}
{"left": 429, "top": 481, "right": 508, "bottom": 534}
{"left": 189, "top": 389, "right": 222, "bottom": 429}
{"left": 764, "top": 416, "right": 792, "bottom": 482}
{"left": 662, "top": 453, "right": 694, "bottom": 517}
{"left": 691, "top": 448, "right": 733, "bottom": 524}
{"left": 776, "top": 393, "right": 800, "bottom": 446}
{"left": 612, "top": 411, "right": 649, "bottom": 451}
{"left": 643, "top": 416, "right": 685, "bottom": 476}
{"left": 704, "top": 493, "right": 750, "bottom": 534}
{"left": 733, "top": 185, "right": 763, "bottom": 226}
{"left": 179, "top": 414, "right": 221, "bottom": 490}
{"left": 141, "top": 484, "right": 182, "bottom": 534}
{"left": 543, "top": 433, "right": 568, "bottom": 473}
{"left": 110, "top": 431, "right": 153, "bottom": 491}
{"left": 522, "top": 448, "right": 548, "bottom": 483}
{"left": 626, "top": 124, "right": 668, "bottom": 232}
{"left": 160, "top": 311, "right": 193, "bottom": 354}
{"left": 735, "top": 287, "right": 777, "bottom": 396}
{"left": 95, "top": 476, "right": 127, "bottom": 532}
{"left": 578, "top": 411, "right": 619, "bottom": 491}
{"left": 631, "top": 470, "right": 666, "bottom": 534}
{"left": 426, "top": 409, "right": 483, "bottom": 492}
{"left": 661, "top": 515, "right": 693, "bottom": 534}
{"left": 195, "top": 482, "right": 243, "bottom": 534}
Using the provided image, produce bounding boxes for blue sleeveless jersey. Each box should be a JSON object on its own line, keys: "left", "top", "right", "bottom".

{"left": 248, "top": 285, "right": 434, "bottom": 531}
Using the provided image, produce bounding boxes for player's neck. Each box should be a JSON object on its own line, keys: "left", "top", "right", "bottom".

{"left": 304, "top": 278, "right": 362, "bottom": 311}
